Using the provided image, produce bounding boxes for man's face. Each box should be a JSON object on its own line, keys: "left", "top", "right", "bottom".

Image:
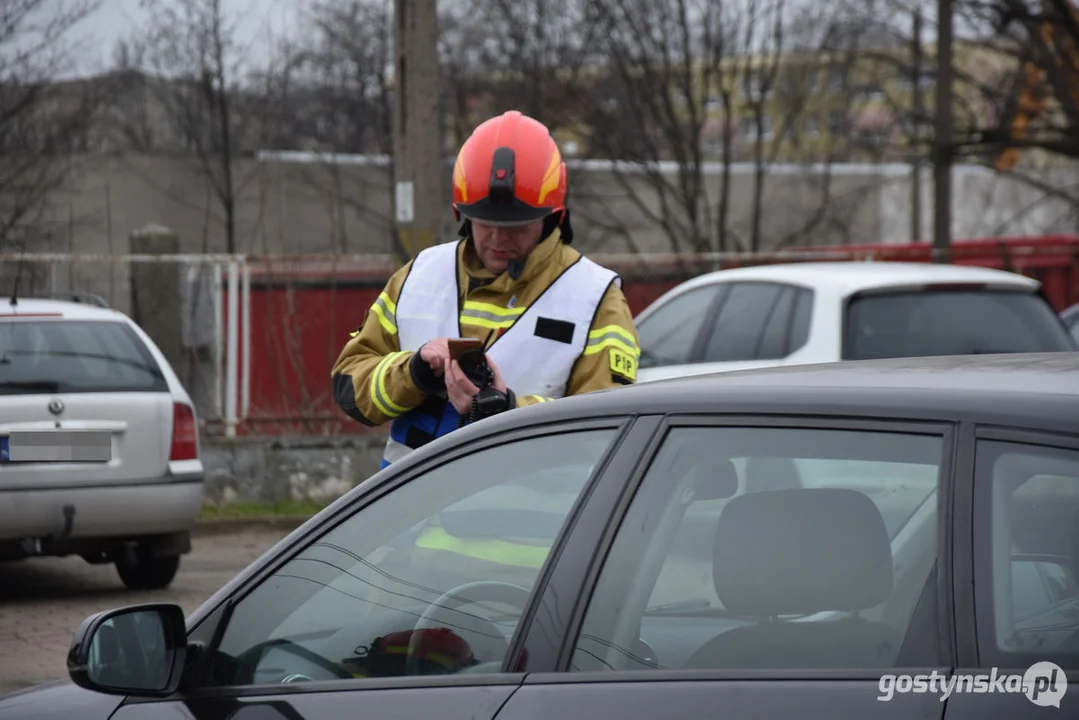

{"left": 471, "top": 219, "right": 545, "bottom": 275}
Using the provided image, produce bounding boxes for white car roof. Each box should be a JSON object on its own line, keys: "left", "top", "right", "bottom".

{"left": 0, "top": 297, "right": 127, "bottom": 321}
{"left": 675, "top": 261, "right": 1041, "bottom": 295}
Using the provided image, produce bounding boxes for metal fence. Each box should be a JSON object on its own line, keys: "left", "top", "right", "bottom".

{"left": 3, "top": 239, "right": 1075, "bottom": 436}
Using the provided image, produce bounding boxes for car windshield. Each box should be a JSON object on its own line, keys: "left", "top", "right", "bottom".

{"left": 0, "top": 320, "right": 167, "bottom": 394}
{"left": 844, "top": 288, "right": 1076, "bottom": 360}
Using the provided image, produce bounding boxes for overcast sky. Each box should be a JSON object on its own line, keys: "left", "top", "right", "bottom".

{"left": 67, "top": 0, "right": 300, "bottom": 76}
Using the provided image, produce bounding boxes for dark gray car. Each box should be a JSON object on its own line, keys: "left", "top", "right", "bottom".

{"left": 3, "top": 352, "right": 1079, "bottom": 719}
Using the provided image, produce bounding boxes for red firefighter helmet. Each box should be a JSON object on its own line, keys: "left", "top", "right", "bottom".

{"left": 452, "top": 110, "right": 568, "bottom": 227}
{"left": 364, "top": 627, "right": 476, "bottom": 675}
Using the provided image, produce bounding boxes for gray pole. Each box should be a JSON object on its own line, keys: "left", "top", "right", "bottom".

{"left": 392, "top": 0, "right": 444, "bottom": 261}
{"left": 932, "top": 0, "right": 954, "bottom": 262}
{"left": 911, "top": 6, "right": 924, "bottom": 242}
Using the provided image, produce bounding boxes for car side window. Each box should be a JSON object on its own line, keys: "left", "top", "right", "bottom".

{"left": 701, "top": 282, "right": 793, "bottom": 362}
{"left": 975, "top": 440, "right": 1079, "bottom": 670}
{"left": 571, "top": 425, "right": 945, "bottom": 672}
{"left": 636, "top": 285, "right": 722, "bottom": 369}
{"left": 206, "top": 428, "right": 619, "bottom": 687}
{"left": 788, "top": 287, "right": 814, "bottom": 353}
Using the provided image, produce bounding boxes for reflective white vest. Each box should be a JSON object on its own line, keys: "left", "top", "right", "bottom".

{"left": 395, "top": 239, "right": 620, "bottom": 400}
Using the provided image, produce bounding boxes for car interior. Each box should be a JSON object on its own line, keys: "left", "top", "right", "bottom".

{"left": 572, "top": 427, "right": 942, "bottom": 673}
{"left": 991, "top": 450, "right": 1079, "bottom": 658}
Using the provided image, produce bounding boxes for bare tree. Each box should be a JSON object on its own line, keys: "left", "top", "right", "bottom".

{"left": 265, "top": 0, "right": 398, "bottom": 255}
{"left": 438, "top": 0, "right": 598, "bottom": 142}
{"left": 0, "top": 0, "right": 105, "bottom": 248}
{"left": 116, "top": 0, "right": 264, "bottom": 254}
{"left": 571, "top": 0, "right": 854, "bottom": 256}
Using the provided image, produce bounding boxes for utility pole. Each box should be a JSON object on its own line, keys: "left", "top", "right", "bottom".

{"left": 911, "top": 6, "right": 923, "bottom": 243}
{"left": 932, "top": 0, "right": 954, "bottom": 262}
{"left": 392, "top": 0, "right": 443, "bottom": 262}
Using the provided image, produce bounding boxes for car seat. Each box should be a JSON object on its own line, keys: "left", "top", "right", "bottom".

{"left": 684, "top": 487, "right": 903, "bottom": 669}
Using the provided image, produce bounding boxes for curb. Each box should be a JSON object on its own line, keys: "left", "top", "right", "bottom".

{"left": 193, "top": 515, "right": 313, "bottom": 536}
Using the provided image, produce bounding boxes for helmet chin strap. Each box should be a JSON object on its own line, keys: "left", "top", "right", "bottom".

{"left": 457, "top": 210, "right": 571, "bottom": 280}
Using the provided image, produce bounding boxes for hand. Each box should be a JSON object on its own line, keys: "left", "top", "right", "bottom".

{"left": 418, "top": 339, "right": 452, "bottom": 377}
{"left": 445, "top": 359, "right": 480, "bottom": 414}
{"left": 445, "top": 355, "right": 509, "bottom": 414}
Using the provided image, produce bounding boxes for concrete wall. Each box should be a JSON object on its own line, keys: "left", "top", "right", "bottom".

{"left": 200, "top": 433, "right": 387, "bottom": 506}
{"left": 20, "top": 155, "right": 1077, "bottom": 302}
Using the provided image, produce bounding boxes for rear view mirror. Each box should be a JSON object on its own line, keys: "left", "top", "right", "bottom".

{"left": 68, "top": 603, "right": 188, "bottom": 697}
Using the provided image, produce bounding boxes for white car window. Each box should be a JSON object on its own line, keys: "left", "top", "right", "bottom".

{"left": 636, "top": 285, "right": 722, "bottom": 368}
{"left": 0, "top": 320, "right": 167, "bottom": 393}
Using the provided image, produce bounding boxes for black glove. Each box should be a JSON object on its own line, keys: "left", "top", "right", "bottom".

{"left": 409, "top": 345, "right": 446, "bottom": 396}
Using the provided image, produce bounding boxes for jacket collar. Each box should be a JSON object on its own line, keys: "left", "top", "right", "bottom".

{"left": 459, "top": 228, "right": 568, "bottom": 291}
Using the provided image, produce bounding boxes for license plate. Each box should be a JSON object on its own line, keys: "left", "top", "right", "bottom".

{"left": 2, "top": 431, "right": 112, "bottom": 463}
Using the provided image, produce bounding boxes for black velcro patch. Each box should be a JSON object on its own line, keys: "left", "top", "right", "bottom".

{"left": 534, "top": 317, "right": 575, "bottom": 344}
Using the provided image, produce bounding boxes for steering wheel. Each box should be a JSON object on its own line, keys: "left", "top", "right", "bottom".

{"left": 407, "top": 581, "right": 533, "bottom": 676}
{"left": 234, "top": 637, "right": 353, "bottom": 684}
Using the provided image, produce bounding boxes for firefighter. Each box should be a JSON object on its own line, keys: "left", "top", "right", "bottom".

{"left": 331, "top": 110, "right": 641, "bottom": 468}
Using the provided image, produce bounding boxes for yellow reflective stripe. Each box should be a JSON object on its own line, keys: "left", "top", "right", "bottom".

{"left": 584, "top": 325, "right": 639, "bottom": 357}
{"left": 369, "top": 352, "right": 410, "bottom": 417}
{"left": 587, "top": 324, "right": 638, "bottom": 349}
{"left": 370, "top": 292, "right": 398, "bottom": 335}
{"left": 463, "top": 300, "right": 524, "bottom": 317}
{"left": 415, "top": 526, "right": 551, "bottom": 569}
{"left": 531, "top": 396, "right": 552, "bottom": 403}
{"left": 460, "top": 301, "right": 526, "bottom": 330}
{"left": 583, "top": 336, "right": 639, "bottom": 357}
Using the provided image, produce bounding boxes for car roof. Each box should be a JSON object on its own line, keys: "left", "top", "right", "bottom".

{"left": 671, "top": 261, "right": 1041, "bottom": 295}
{"left": 0, "top": 297, "right": 125, "bottom": 321}
{"left": 444, "top": 353, "right": 1079, "bottom": 448}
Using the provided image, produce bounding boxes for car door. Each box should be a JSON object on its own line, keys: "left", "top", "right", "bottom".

{"left": 496, "top": 415, "right": 956, "bottom": 720}
{"left": 638, "top": 282, "right": 817, "bottom": 383}
{"left": 635, "top": 283, "right": 727, "bottom": 383}
{"left": 943, "top": 427, "right": 1079, "bottom": 718}
{"left": 106, "top": 417, "right": 640, "bottom": 720}
{"left": 692, "top": 281, "right": 816, "bottom": 374}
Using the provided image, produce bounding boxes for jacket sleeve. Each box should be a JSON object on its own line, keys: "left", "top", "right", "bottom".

{"left": 330, "top": 262, "right": 431, "bottom": 425}
{"left": 514, "top": 279, "right": 641, "bottom": 408}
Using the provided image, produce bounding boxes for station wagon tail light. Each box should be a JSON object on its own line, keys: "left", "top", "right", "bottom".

{"left": 170, "top": 403, "right": 199, "bottom": 461}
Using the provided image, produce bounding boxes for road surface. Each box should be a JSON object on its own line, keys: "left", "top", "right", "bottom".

{"left": 0, "top": 528, "right": 286, "bottom": 695}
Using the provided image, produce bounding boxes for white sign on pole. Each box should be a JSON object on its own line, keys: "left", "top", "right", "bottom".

{"left": 395, "top": 181, "right": 415, "bottom": 223}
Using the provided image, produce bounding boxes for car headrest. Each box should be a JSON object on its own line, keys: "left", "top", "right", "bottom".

{"left": 713, "top": 488, "right": 893, "bottom": 616}
{"left": 691, "top": 458, "right": 740, "bottom": 501}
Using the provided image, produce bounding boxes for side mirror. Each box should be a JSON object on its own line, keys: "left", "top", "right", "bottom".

{"left": 67, "top": 603, "right": 188, "bottom": 697}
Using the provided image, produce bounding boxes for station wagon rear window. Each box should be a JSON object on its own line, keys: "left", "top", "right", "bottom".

{"left": 843, "top": 288, "right": 1076, "bottom": 360}
{"left": 0, "top": 320, "right": 168, "bottom": 394}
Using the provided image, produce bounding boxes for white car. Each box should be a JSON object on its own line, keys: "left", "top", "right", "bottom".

{"left": 1062, "top": 302, "right": 1079, "bottom": 343}
{"left": 635, "top": 261, "right": 1077, "bottom": 383}
{"left": 0, "top": 295, "right": 204, "bottom": 589}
